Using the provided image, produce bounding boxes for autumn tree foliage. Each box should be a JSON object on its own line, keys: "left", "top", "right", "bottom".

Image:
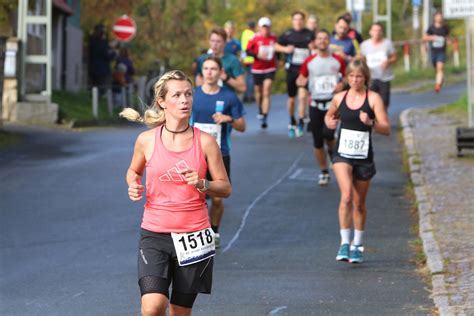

{"left": 80, "top": 0, "right": 465, "bottom": 75}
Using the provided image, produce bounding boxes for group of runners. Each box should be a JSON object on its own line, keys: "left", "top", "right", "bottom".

{"left": 119, "top": 9, "right": 451, "bottom": 316}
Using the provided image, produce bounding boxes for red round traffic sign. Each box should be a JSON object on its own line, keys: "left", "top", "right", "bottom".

{"left": 112, "top": 15, "right": 137, "bottom": 42}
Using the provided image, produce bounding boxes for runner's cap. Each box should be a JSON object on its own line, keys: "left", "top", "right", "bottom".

{"left": 258, "top": 17, "right": 271, "bottom": 27}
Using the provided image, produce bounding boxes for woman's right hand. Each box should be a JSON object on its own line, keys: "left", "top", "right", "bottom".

{"left": 128, "top": 175, "right": 144, "bottom": 201}
{"left": 325, "top": 114, "right": 338, "bottom": 129}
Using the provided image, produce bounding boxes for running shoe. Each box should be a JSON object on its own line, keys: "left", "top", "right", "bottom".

{"left": 318, "top": 173, "right": 330, "bottom": 186}
{"left": 214, "top": 233, "right": 221, "bottom": 249}
{"left": 261, "top": 118, "right": 268, "bottom": 129}
{"left": 336, "top": 243, "right": 350, "bottom": 261}
{"left": 349, "top": 245, "right": 364, "bottom": 263}
{"left": 288, "top": 125, "right": 296, "bottom": 138}
{"left": 257, "top": 113, "right": 264, "bottom": 120}
{"left": 295, "top": 124, "right": 304, "bottom": 137}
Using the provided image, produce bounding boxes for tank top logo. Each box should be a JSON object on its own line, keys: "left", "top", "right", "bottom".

{"left": 158, "top": 160, "right": 189, "bottom": 182}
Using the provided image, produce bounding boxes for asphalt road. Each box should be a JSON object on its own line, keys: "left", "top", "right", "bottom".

{"left": 0, "top": 83, "right": 464, "bottom": 315}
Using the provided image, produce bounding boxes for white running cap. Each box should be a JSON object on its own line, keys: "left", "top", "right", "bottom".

{"left": 258, "top": 17, "right": 271, "bottom": 27}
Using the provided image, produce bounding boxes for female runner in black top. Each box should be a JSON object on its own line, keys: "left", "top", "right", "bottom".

{"left": 325, "top": 59, "right": 390, "bottom": 264}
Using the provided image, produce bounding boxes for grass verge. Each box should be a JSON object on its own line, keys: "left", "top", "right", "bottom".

{"left": 52, "top": 90, "right": 123, "bottom": 127}
{"left": 0, "top": 130, "right": 21, "bottom": 147}
{"left": 391, "top": 64, "right": 465, "bottom": 88}
{"left": 430, "top": 91, "right": 468, "bottom": 115}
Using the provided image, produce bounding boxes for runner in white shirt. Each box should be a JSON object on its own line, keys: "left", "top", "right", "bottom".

{"left": 360, "top": 22, "right": 397, "bottom": 108}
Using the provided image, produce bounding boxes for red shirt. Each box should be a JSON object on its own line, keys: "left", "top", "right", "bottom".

{"left": 247, "top": 33, "right": 278, "bottom": 74}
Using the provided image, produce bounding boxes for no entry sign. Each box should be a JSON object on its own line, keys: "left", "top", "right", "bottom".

{"left": 112, "top": 15, "right": 137, "bottom": 42}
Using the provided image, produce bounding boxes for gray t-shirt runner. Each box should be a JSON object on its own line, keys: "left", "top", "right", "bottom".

{"left": 360, "top": 39, "right": 395, "bottom": 82}
{"left": 300, "top": 53, "right": 345, "bottom": 101}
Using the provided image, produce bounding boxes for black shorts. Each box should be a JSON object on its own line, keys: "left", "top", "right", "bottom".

{"left": 431, "top": 51, "right": 446, "bottom": 67}
{"left": 286, "top": 68, "right": 301, "bottom": 97}
{"left": 332, "top": 154, "right": 377, "bottom": 181}
{"left": 370, "top": 80, "right": 391, "bottom": 108}
{"left": 138, "top": 229, "right": 213, "bottom": 295}
{"left": 206, "top": 155, "right": 230, "bottom": 181}
{"left": 253, "top": 72, "right": 275, "bottom": 86}
{"left": 309, "top": 105, "right": 335, "bottom": 148}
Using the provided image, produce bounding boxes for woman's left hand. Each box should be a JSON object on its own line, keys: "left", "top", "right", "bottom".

{"left": 179, "top": 168, "right": 201, "bottom": 187}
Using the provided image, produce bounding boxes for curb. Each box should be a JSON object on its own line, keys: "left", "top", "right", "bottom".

{"left": 400, "top": 109, "right": 456, "bottom": 316}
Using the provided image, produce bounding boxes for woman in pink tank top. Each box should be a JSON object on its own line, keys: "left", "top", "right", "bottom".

{"left": 120, "top": 70, "right": 231, "bottom": 316}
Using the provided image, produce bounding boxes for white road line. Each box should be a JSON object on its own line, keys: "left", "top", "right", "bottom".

{"left": 288, "top": 167, "right": 303, "bottom": 179}
{"left": 268, "top": 306, "right": 288, "bottom": 315}
{"left": 222, "top": 153, "right": 304, "bottom": 253}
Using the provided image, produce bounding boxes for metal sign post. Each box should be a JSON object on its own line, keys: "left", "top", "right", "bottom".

{"left": 467, "top": 17, "right": 473, "bottom": 127}
{"left": 373, "top": 0, "right": 392, "bottom": 39}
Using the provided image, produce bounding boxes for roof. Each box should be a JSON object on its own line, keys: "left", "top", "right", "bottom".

{"left": 53, "top": 0, "right": 74, "bottom": 16}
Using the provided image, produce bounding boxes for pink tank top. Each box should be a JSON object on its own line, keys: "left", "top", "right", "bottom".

{"left": 142, "top": 126, "right": 209, "bottom": 233}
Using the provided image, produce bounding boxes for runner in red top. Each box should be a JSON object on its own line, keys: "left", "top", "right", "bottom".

{"left": 246, "top": 17, "right": 278, "bottom": 129}
{"left": 120, "top": 70, "right": 231, "bottom": 315}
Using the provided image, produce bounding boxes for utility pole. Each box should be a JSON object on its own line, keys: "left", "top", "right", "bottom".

{"left": 467, "top": 17, "right": 474, "bottom": 127}
{"left": 421, "top": 0, "right": 432, "bottom": 67}
{"left": 373, "top": 0, "right": 392, "bottom": 39}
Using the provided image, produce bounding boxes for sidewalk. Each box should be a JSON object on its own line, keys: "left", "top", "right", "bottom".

{"left": 401, "top": 108, "right": 474, "bottom": 315}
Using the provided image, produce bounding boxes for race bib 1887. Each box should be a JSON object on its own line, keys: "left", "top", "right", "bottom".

{"left": 338, "top": 128, "right": 370, "bottom": 159}
{"left": 171, "top": 228, "right": 216, "bottom": 266}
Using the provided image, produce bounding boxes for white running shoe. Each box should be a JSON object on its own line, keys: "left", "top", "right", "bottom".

{"left": 318, "top": 173, "right": 330, "bottom": 186}
{"left": 295, "top": 124, "right": 304, "bottom": 137}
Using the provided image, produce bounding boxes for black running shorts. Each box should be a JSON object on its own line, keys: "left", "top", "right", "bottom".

{"left": 138, "top": 229, "right": 213, "bottom": 296}
{"left": 253, "top": 72, "right": 275, "bottom": 86}
{"left": 332, "top": 154, "right": 377, "bottom": 181}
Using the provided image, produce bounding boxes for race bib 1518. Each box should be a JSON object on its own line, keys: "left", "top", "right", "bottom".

{"left": 171, "top": 228, "right": 216, "bottom": 266}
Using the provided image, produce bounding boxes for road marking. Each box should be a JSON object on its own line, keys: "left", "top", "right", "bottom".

{"left": 268, "top": 306, "right": 288, "bottom": 315}
{"left": 288, "top": 167, "right": 303, "bottom": 179}
{"left": 289, "top": 167, "right": 318, "bottom": 181}
{"left": 222, "top": 153, "right": 303, "bottom": 253}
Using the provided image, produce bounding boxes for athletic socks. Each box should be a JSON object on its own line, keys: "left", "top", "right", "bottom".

{"left": 340, "top": 229, "right": 351, "bottom": 245}
{"left": 212, "top": 225, "right": 219, "bottom": 234}
{"left": 290, "top": 116, "right": 297, "bottom": 126}
{"left": 321, "top": 169, "right": 329, "bottom": 175}
{"left": 353, "top": 230, "right": 364, "bottom": 246}
{"left": 298, "top": 118, "right": 304, "bottom": 127}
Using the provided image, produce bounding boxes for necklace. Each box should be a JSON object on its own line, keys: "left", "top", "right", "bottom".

{"left": 164, "top": 124, "right": 190, "bottom": 134}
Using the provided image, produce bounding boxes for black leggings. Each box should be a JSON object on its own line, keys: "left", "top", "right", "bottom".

{"left": 309, "top": 106, "right": 335, "bottom": 148}
{"left": 139, "top": 275, "right": 198, "bottom": 308}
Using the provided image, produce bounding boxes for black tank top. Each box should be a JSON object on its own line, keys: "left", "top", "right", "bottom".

{"left": 335, "top": 90, "right": 376, "bottom": 161}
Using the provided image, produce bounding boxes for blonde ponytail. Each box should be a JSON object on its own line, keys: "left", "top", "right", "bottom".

{"left": 119, "top": 70, "right": 193, "bottom": 128}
